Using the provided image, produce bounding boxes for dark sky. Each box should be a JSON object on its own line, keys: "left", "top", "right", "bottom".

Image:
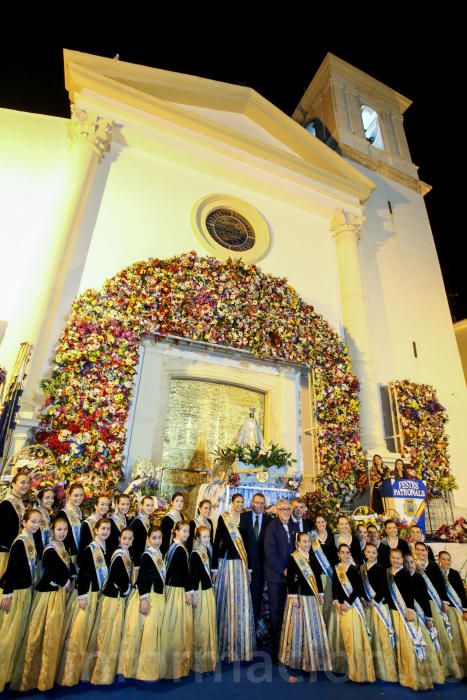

{"left": 3, "top": 44, "right": 464, "bottom": 321}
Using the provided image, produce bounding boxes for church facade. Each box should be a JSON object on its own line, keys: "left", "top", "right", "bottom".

{"left": 1, "top": 50, "right": 466, "bottom": 512}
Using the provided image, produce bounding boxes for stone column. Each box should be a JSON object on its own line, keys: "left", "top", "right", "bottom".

{"left": 330, "top": 209, "right": 387, "bottom": 454}
{"left": 21, "top": 106, "right": 113, "bottom": 416}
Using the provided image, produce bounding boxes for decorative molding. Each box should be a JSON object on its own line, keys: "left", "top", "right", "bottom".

{"left": 68, "top": 105, "right": 114, "bottom": 161}
{"left": 340, "top": 144, "right": 432, "bottom": 196}
{"left": 330, "top": 209, "right": 365, "bottom": 241}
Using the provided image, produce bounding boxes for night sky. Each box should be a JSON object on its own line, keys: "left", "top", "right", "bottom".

{"left": 3, "top": 44, "right": 464, "bottom": 321}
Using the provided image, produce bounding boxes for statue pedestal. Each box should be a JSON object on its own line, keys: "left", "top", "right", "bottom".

{"left": 236, "top": 463, "right": 288, "bottom": 488}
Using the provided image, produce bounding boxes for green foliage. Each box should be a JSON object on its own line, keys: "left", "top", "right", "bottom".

{"left": 214, "top": 442, "right": 296, "bottom": 470}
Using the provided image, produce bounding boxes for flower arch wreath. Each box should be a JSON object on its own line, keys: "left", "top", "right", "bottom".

{"left": 37, "top": 252, "right": 368, "bottom": 505}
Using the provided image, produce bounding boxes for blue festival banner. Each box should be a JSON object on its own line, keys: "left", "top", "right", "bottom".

{"left": 381, "top": 478, "right": 426, "bottom": 532}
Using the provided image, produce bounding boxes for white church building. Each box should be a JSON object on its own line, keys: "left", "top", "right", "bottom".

{"left": 1, "top": 50, "right": 466, "bottom": 514}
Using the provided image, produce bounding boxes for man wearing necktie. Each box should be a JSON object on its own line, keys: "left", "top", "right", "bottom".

{"left": 240, "top": 493, "right": 271, "bottom": 627}
{"left": 264, "top": 498, "right": 295, "bottom": 664}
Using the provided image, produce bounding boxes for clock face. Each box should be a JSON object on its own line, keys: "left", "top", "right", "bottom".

{"left": 206, "top": 209, "right": 255, "bottom": 252}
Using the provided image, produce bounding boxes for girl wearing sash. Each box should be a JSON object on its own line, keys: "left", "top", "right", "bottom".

{"left": 403, "top": 553, "right": 445, "bottom": 685}
{"left": 56, "top": 482, "right": 84, "bottom": 564}
{"left": 79, "top": 494, "right": 110, "bottom": 559}
{"left": 130, "top": 495, "right": 154, "bottom": 567}
{"left": 327, "top": 543, "right": 375, "bottom": 682}
{"left": 11, "top": 516, "right": 76, "bottom": 692}
{"left": 108, "top": 493, "right": 131, "bottom": 555}
{"left": 0, "top": 508, "right": 41, "bottom": 692}
{"left": 160, "top": 521, "right": 193, "bottom": 679}
{"left": 187, "top": 499, "right": 213, "bottom": 552}
{"left": 191, "top": 525, "right": 217, "bottom": 673}
{"left": 334, "top": 516, "right": 361, "bottom": 566}
{"left": 87, "top": 527, "right": 134, "bottom": 685}
{"left": 56, "top": 517, "right": 111, "bottom": 686}
{"left": 438, "top": 550, "right": 467, "bottom": 675}
{"left": 160, "top": 492, "right": 185, "bottom": 555}
{"left": 414, "top": 542, "right": 462, "bottom": 678}
{"left": 131, "top": 526, "right": 166, "bottom": 681}
{"left": 0, "top": 470, "right": 29, "bottom": 579}
{"left": 361, "top": 542, "right": 397, "bottom": 682}
{"left": 212, "top": 493, "right": 255, "bottom": 663}
{"left": 34, "top": 487, "right": 54, "bottom": 566}
{"left": 387, "top": 548, "right": 432, "bottom": 690}
{"left": 312, "top": 513, "right": 336, "bottom": 621}
{"left": 279, "top": 532, "right": 332, "bottom": 672}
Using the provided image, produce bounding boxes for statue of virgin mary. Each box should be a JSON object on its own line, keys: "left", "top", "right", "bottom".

{"left": 235, "top": 408, "right": 264, "bottom": 450}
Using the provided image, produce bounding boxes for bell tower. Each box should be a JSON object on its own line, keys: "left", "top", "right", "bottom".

{"left": 292, "top": 53, "right": 430, "bottom": 196}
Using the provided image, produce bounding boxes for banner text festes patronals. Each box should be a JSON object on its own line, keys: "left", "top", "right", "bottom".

{"left": 392, "top": 479, "right": 426, "bottom": 498}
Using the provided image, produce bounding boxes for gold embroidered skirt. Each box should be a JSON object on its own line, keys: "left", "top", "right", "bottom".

{"left": 279, "top": 595, "right": 332, "bottom": 672}
{"left": 56, "top": 590, "right": 100, "bottom": 686}
{"left": 159, "top": 585, "right": 193, "bottom": 679}
{"left": 118, "top": 588, "right": 146, "bottom": 678}
{"left": 327, "top": 605, "right": 375, "bottom": 682}
{"left": 10, "top": 588, "right": 66, "bottom": 692}
{"left": 0, "top": 587, "right": 33, "bottom": 692}
{"left": 390, "top": 609, "right": 433, "bottom": 691}
{"left": 418, "top": 621, "right": 445, "bottom": 685}
{"left": 135, "top": 591, "right": 166, "bottom": 680}
{"left": 0, "top": 551, "right": 9, "bottom": 580}
{"left": 88, "top": 595, "right": 126, "bottom": 685}
{"left": 364, "top": 604, "right": 397, "bottom": 682}
{"left": 320, "top": 573, "right": 333, "bottom": 623}
{"left": 192, "top": 586, "right": 217, "bottom": 673}
{"left": 430, "top": 602, "right": 462, "bottom": 678}
{"left": 215, "top": 558, "right": 255, "bottom": 663}
{"left": 446, "top": 606, "right": 467, "bottom": 677}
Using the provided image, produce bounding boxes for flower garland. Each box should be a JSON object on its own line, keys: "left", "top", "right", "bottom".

{"left": 392, "top": 380, "right": 456, "bottom": 496}
{"left": 36, "top": 252, "right": 368, "bottom": 502}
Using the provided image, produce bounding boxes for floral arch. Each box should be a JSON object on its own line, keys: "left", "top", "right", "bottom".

{"left": 37, "top": 252, "right": 368, "bottom": 507}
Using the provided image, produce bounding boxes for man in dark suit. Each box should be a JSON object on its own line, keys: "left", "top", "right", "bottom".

{"left": 239, "top": 492, "right": 271, "bottom": 626}
{"left": 264, "top": 498, "right": 295, "bottom": 664}
{"left": 289, "top": 497, "right": 313, "bottom": 541}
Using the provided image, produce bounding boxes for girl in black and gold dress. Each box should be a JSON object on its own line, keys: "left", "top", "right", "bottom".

{"left": 56, "top": 517, "right": 111, "bottom": 686}
{"left": 187, "top": 499, "right": 213, "bottom": 552}
{"left": 134, "top": 526, "right": 166, "bottom": 681}
{"left": 191, "top": 525, "right": 217, "bottom": 673}
{"left": 160, "top": 520, "right": 193, "bottom": 679}
{"left": 160, "top": 492, "right": 185, "bottom": 555}
{"left": 56, "top": 482, "right": 84, "bottom": 566}
{"left": 0, "top": 508, "right": 41, "bottom": 692}
{"left": 87, "top": 526, "right": 134, "bottom": 685}
{"left": 327, "top": 543, "right": 375, "bottom": 682}
{"left": 0, "top": 470, "right": 30, "bottom": 579}
{"left": 279, "top": 532, "right": 332, "bottom": 672}
{"left": 11, "top": 516, "right": 77, "bottom": 691}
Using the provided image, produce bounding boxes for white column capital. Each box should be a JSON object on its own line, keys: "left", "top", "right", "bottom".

{"left": 330, "top": 209, "right": 365, "bottom": 241}
{"left": 68, "top": 105, "right": 114, "bottom": 162}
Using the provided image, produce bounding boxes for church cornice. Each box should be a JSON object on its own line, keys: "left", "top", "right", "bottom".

{"left": 340, "top": 145, "right": 432, "bottom": 197}
{"left": 63, "top": 50, "right": 375, "bottom": 205}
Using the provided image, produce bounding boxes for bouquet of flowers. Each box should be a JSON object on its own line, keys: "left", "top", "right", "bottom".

{"left": 228, "top": 472, "right": 241, "bottom": 488}
{"left": 214, "top": 442, "right": 296, "bottom": 470}
{"left": 431, "top": 518, "right": 467, "bottom": 543}
{"left": 284, "top": 472, "right": 303, "bottom": 491}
